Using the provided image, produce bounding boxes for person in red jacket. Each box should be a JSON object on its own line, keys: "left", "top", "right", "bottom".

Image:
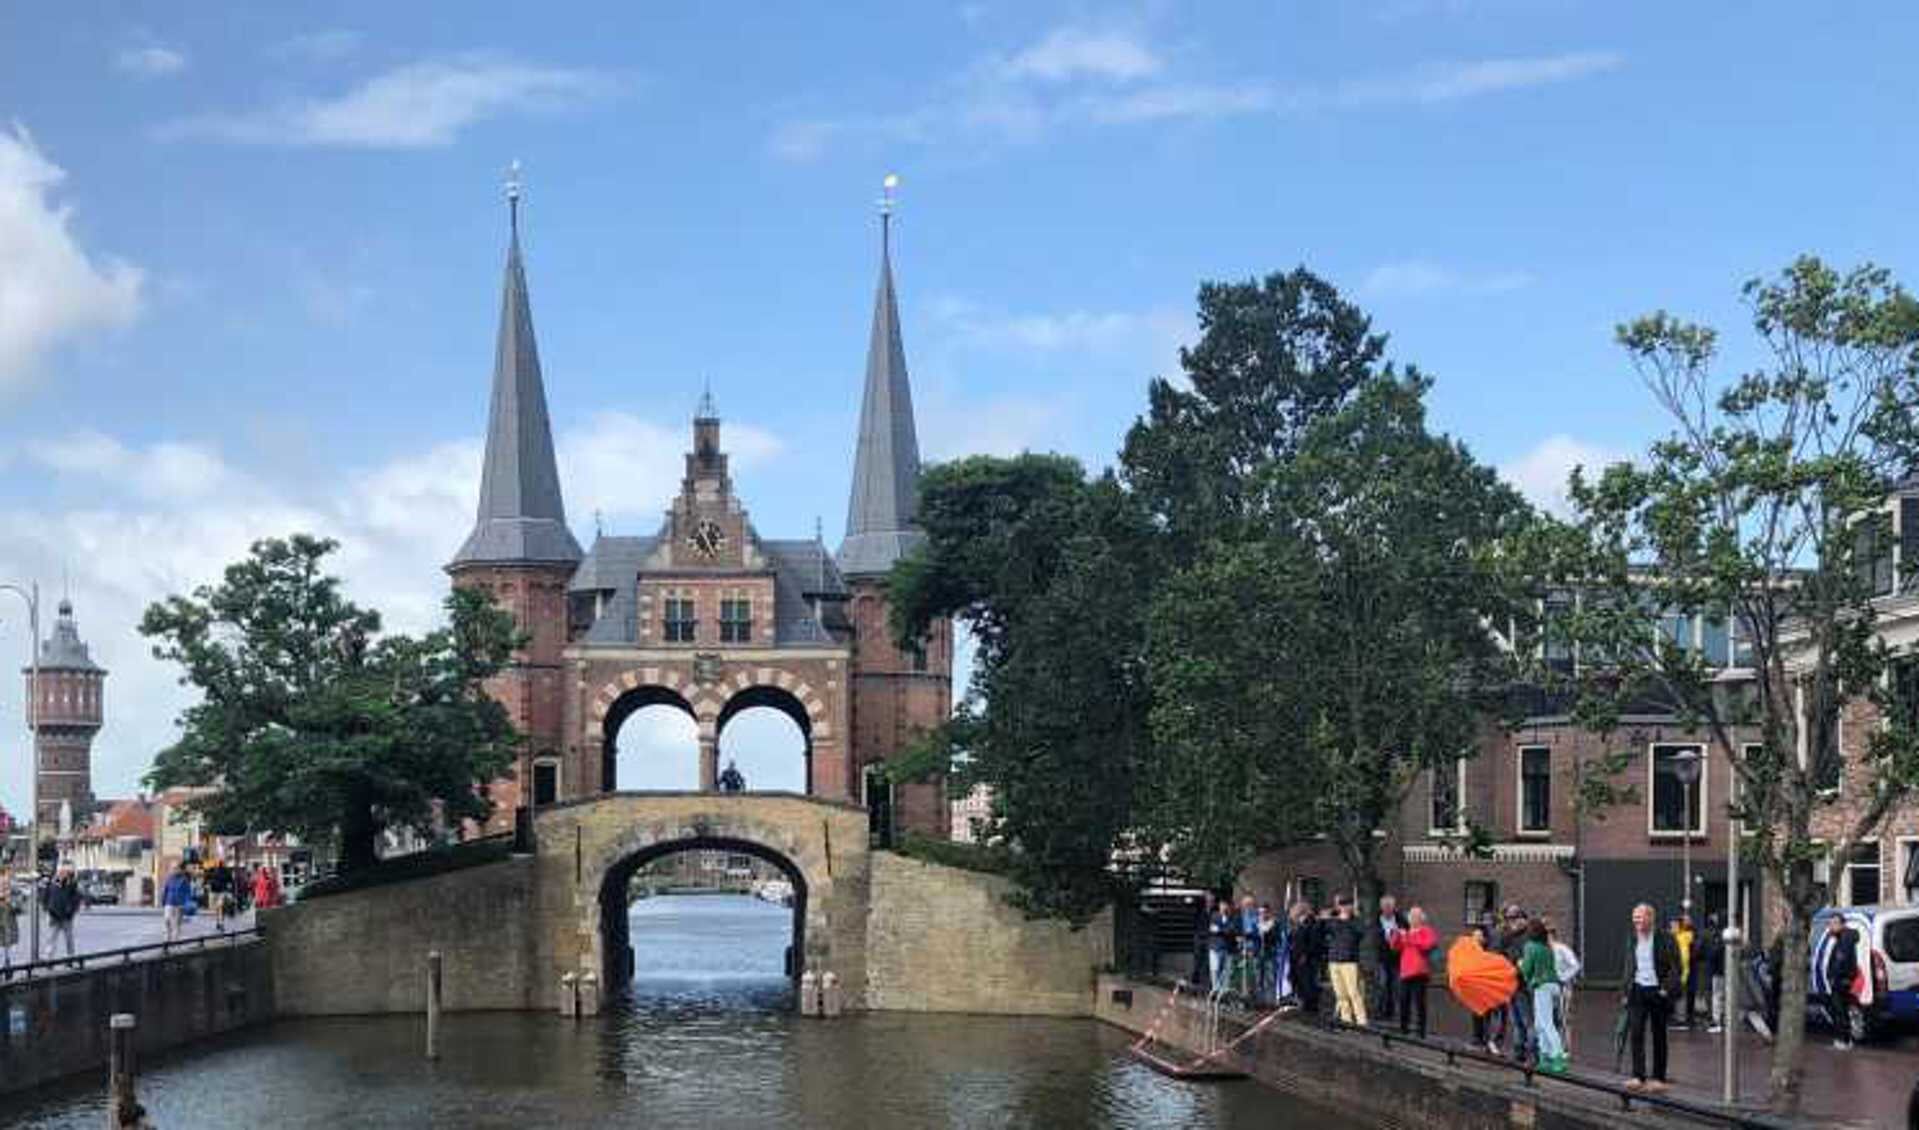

{"left": 1389, "top": 905, "right": 1439, "bottom": 1037}
{"left": 251, "top": 864, "right": 282, "bottom": 910}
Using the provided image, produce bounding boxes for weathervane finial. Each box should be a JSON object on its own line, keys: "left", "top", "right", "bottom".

{"left": 878, "top": 172, "right": 900, "bottom": 256}
{"left": 505, "top": 159, "right": 524, "bottom": 238}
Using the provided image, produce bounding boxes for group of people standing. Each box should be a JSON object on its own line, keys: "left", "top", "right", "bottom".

{"left": 161, "top": 860, "right": 283, "bottom": 941}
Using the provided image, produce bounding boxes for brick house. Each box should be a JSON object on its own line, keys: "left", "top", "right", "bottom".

{"left": 445, "top": 187, "right": 951, "bottom": 843}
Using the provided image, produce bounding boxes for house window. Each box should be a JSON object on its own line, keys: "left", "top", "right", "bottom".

{"left": 1813, "top": 718, "right": 1843, "bottom": 795}
{"left": 1732, "top": 611, "right": 1757, "bottom": 668}
{"left": 1700, "top": 614, "right": 1730, "bottom": 667}
{"left": 664, "top": 596, "right": 697, "bottom": 642}
{"left": 1649, "top": 743, "right": 1706, "bottom": 835}
{"left": 1464, "top": 881, "right": 1499, "bottom": 928}
{"left": 1541, "top": 591, "right": 1575, "bottom": 675}
{"left": 719, "top": 598, "right": 752, "bottom": 643}
{"left": 1430, "top": 759, "right": 1463, "bottom": 834}
{"left": 532, "top": 758, "right": 560, "bottom": 807}
{"left": 1519, "top": 746, "right": 1552, "bottom": 834}
{"left": 1660, "top": 610, "right": 1696, "bottom": 654}
{"left": 1900, "top": 838, "right": 1919, "bottom": 905}
{"left": 1855, "top": 514, "right": 1895, "bottom": 596}
{"left": 1844, "top": 842, "right": 1881, "bottom": 907}
{"left": 1892, "top": 661, "right": 1919, "bottom": 734}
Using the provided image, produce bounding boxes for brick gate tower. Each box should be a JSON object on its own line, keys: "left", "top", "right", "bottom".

{"left": 445, "top": 174, "right": 582, "bottom": 831}
{"left": 837, "top": 192, "right": 952, "bottom": 842}
{"left": 25, "top": 597, "right": 106, "bottom": 831}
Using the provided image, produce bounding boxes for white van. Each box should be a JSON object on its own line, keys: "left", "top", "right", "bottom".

{"left": 1808, "top": 904, "right": 1919, "bottom": 1042}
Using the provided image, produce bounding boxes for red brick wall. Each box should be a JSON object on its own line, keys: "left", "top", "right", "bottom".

{"left": 846, "top": 580, "right": 953, "bottom": 839}
{"left": 451, "top": 562, "right": 575, "bottom": 831}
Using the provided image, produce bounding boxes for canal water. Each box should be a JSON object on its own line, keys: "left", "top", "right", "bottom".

{"left": 6, "top": 894, "right": 1360, "bottom": 1128}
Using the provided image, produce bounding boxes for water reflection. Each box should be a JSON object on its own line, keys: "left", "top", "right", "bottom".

{"left": 4, "top": 894, "right": 1363, "bottom": 1129}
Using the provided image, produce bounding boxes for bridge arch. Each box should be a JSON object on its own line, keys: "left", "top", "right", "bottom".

{"left": 598, "top": 834, "right": 807, "bottom": 993}
{"left": 589, "top": 666, "right": 833, "bottom": 794}
{"left": 598, "top": 684, "right": 699, "bottom": 793}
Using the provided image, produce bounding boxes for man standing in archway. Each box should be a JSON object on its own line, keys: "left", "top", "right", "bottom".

{"left": 718, "top": 760, "right": 747, "bottom": 793}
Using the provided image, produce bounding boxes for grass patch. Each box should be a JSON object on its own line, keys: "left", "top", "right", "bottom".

{"left": 887, "top": 832, "right": 1014, "bottom": 877}
{"left": 295, "top": 834, "right": 516, "bottom": 901}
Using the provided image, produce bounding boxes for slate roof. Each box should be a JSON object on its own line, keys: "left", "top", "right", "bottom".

{"left": 450, "top": 223, "right": 583, "bottom": 568}
{"left": 570, "top": 530, "right": 848, "bottom": 646}
{"left": 36, "top": 599, "right": 103, "bottom": 673}
{"left": 838, "top": 229, "right": 926, "bottom": 578}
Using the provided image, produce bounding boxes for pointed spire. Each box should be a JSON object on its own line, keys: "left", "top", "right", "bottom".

{"left": 450, "top": 164, "right": 583, "bottom": 570}
{"left": 838, "top": 173, "right": 925, "bottom": 578}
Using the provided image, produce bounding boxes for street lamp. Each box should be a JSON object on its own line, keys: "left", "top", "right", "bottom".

{"left": 0, "top": 581, "right": 39, "bottom": 962}
{"left": 1670, "top": 747, "right": 1704, "bottom": 918}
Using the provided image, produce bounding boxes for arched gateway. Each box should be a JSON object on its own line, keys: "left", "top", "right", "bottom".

{"left": 534, "top": 792, "right": 870, "bottom": 1015}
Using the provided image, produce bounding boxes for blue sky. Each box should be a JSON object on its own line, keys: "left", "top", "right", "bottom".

{"left": 1, "top": 2, "right": 1915, "bottom": 811}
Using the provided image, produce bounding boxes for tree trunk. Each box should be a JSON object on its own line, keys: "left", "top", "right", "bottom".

{"left": 338, "top": 785, "right": 379, "bottom": 874}
{"left": 1767, "top": 885, "right": 1813, "bottom": 1112}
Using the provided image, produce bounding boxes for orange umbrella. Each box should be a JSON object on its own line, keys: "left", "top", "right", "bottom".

{"left": 1446, "top": 935, "right": 1519, "bottom": 1016}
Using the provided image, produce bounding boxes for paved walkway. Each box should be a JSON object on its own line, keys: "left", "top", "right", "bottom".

{"left": 4, "top": 906, "right": 257, "bottom": 975}
{"left": 1370, "top": 986, "right": 1913, "bottom": 1127}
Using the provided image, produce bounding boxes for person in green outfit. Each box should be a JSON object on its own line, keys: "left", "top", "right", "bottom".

{"left": 1520, "top": 919, "right": 1568, "bottom": 1074}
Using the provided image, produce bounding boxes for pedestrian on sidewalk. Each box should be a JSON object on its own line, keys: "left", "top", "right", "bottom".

{"left": 161, "top": 863, "right": 195, "bottom": 943}
{"left": 1253, "top": 902, "right": 1284, "bottom": 1005}
{"left": 1547, "top": 922, "right": 1582, "bottom": 1052}
{"left": 206, "top": 859, "right": 236, "bottom": 933}
{"left": 1812, "top": 913, "right": 1861, "bottom": 1051}
{"left": 1207, "top": 898, "right": 1237, "bottom": 993}
{"left": 1498, "top": 905, "right": 1534, "bottom": 1061}
{"left": 1700, "top": 912, "right": 1727, "bottom": 1034}
{"left": 1288, "top": 901, "right": 1325, "bottom": 1015}
{"left": 1374, "top": 894, "right": 1406, "bottom": 1025}
{"left": 42, "top": 866, "right": 82, "bottom": 962}
{"left": 1521, "top": 919, "right": 1568, "bottom": 1074}
{"left": 1466, "top": 920, "right": 1502, "bottom": 1054}
{"left": 1236, "top": 895, "right": 1261, "bottom": 998}
{"left": 1389, "top": 905, "right": 1437, "bottom": 1038}
{"left": 1621, "top": 901, "right": 1681, "bottom": 1093}
{"left": 1326, "top": 893, "right": 1370, "bottom": 1026}
{"left": 0, "top": 868, "right": 19, "bottom": 972}
{"left": 251, "top": 864, "right": 282, "bottom": 910}
{"left": 1670, "top": 915, "right": 1696, "bottom": 1030}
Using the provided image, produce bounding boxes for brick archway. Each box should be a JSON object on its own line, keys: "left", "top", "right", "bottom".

{"left": 586, "top": 664, "right": 839, "bottom": 795}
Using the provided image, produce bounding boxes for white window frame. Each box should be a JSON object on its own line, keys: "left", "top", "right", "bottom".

{"left": 531, "top": 755, "right": 562, "bottom": 808}
{"left": 1516, "top": 745, "right": 1552, "bottom": 837}
{"left": 1896, "top": 836, "right": 1919, "bottom": 906}
{"left": 1843, "top": 840, "right": 1882, "bottom": 907}
{"left": 1429, "top": 757, "right": 1467, "bottom": 837}
{"left": 1647, "top": 741, "right": 1708, "bottom": 839}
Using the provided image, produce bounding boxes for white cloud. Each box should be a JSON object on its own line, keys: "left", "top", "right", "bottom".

{"left": 1499, "top": 434, "right": 1627, "bottom": 517}
{"left": 114, "top": 45, "right": 188, "bottom": 78}
{"left": 932, "top": 297, "right": 1189, "bottom": 364}
{"left": 1333, "top": 51, "right": 1624, "bottom": 105}
{"left": 1003, "top": 27, "right": 1162, "bottom": 84}
{"left": 0, "top": 410, "right": 785, "bottom": 816}
{"left": 0, "top": 126, "right": 144, "bottom": 387}
{"left": 771, "top": 24, "right": 1623, "bottom": 160}
{"left": 1359, "top": 260, "right": 1533, "bottom": 299}
{"left": 159, "top": 55, "right": 615, "bottom": 148}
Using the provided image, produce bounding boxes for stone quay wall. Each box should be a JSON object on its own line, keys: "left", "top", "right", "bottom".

{"left": 1096, "top": 975, "right": 1737, "bottom": 1130}
{"left": 864, "top": 852, "right": 1112, "bottom": 1016}
{"left": 267, "top": 855, "right": 544, "bottom": 1016}
{"left": 0, "top": 940, "right": 273, "bottom": 1097}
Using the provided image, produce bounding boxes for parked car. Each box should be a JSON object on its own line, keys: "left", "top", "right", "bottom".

{"left": 1806, "top": 905, "right": 1919, "bottom": 1043}
{"left": 79, "top": 878, "right": 120, "bottom": 905}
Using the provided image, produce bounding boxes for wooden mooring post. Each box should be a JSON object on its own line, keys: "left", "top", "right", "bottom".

{"left": 106, "top": 1013, "right": 139, "bottom": 1129}
{"left": 426, "top": 951, "right": 443, "bottom": 1060}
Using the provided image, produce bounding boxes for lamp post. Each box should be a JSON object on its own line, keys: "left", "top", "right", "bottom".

{"left": 1723, "top": 752, "right": 1742, "bottom": 1107}
{"left": 0, "top": 581, "right": 39, "bottom": 963}
{"left": 1670, "top": 747, "right": 1704, "bottom": 918}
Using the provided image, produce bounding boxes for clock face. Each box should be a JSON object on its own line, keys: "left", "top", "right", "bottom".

{"left": 688, "top": 519, "right": 725, "bottom": 559}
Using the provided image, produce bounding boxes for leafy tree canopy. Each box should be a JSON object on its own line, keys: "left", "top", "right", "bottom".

{"left": 142, "top": 534, "right": 523, "bottom": 873}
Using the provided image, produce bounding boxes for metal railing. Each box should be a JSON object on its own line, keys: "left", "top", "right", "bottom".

{"left": 2, "top": 925, "right": 262, "bottom": 985}
{"left": 1137, "top": 976, "right": 1792, "bottom": 1130}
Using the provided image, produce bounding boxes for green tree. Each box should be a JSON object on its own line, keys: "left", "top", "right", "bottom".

{"left": 1121, "top": 268, "right": 1384, "bottom": 555}
{"left": 1517, "top": 258, "right": 1919, "bottom": 1111}
{"left": 142, "top": 534, "right": 524, "bottom": 873}
{"left": 1146, "top": 374, "right": 1529, "bottom": 897}
{"left": 891, "top": 455, "right": 1158, "bottom": 922}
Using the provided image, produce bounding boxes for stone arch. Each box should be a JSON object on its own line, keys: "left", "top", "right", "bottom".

{"left": 583, "top": 810, "right": 834, "bottom": 1002}
{"left": 597, "top": 683, "right": 697, "bottom": 793}
{"left": 715, "top": 683, "right": 816, "bottom": 793}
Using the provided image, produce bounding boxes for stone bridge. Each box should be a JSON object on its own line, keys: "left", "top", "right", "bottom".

{"left": 532, "top": 791, "right": 870, "bottom": 1014}
{"left": 267, "top": 791, "right": 1109, "bottom": 1020}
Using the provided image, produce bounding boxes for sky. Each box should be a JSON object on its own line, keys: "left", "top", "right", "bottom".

{"left": 0, "top": 2, "right": 1916, "bottom": 811}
